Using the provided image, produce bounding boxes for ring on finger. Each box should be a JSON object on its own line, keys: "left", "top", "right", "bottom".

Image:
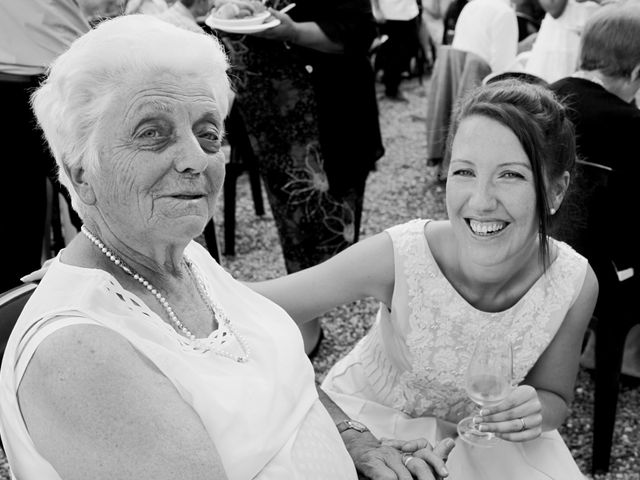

{"left": 518, "top": 417, "right": 527, "bottom": 432}
{"left": 402, "top": 453, "right": 415, "bottom": 467}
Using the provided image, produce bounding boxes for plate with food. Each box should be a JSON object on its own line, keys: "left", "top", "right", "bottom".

{"left": 205, "top": 16, "right": 280, "bottom": 34}
{"left": 206, "top": 0, "right": 278, "bottom": 33}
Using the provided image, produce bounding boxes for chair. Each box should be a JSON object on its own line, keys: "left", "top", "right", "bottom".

{"left": 203, "top": 101, "right": 265, "bottom": 259}
{"left": 221, "top": 102, "right": 265, "bottom": 256}
{"left": 557, "top": 160, "right": 639, "bottom": 474}
{"left": 0, "top": 283, "right": 37, "bottom": 366}
{"left": 425, "top": 46, "right": 491, "bottom": 179}
{"left": 0, "top": 281, "right": 38, "bottom": 448}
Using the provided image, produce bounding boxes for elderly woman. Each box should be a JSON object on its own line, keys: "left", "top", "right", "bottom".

{"left": 0, "top": 15, "right": 452, "bottom": 480}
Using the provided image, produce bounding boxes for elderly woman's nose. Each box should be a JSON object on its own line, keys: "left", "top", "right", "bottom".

{"left": 173, "top": 134, "right": 210, "bottom": 173}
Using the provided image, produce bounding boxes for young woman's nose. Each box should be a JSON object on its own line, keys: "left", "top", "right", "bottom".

{"left": 467, "top": 178, "right": 498, "bottom": 211}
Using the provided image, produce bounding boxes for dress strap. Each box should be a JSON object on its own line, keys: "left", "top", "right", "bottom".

{"left": 14, "top": 315, "right": 100, "bottom": 387}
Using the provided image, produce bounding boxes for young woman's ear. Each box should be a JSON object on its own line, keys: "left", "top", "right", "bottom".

{"left": 549, "top": 171, "right": 570, "bottom": 214}
{"left": 65, "top": 162, "right": 97, "bottom": 206}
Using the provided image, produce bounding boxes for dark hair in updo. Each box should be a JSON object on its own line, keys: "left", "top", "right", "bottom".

{"left": 447, "top": 79, "right": 577, "bottom": 268}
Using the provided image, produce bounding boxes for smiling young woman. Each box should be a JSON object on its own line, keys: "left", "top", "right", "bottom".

{"left": 249, "top": 79, "right": 599, "bottom": 480}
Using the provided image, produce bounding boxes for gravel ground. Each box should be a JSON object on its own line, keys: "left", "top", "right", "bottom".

{"left": 1, "top": 75, "right": 638, "bottom": 479}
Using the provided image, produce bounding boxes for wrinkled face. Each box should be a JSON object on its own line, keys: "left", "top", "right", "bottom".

{"left": 89, "top": 71, "right": 226, "bottom": 244}
{"left": 446, "top": 115, "right": 539, "bottom": 267}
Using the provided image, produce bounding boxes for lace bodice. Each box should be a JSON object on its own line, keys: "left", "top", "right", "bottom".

{"left": 351, "top": 219, "right": 587, "bottom": 423}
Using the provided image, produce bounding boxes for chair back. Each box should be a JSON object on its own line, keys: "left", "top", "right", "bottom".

{"left": 426, "top": 46, "right": 491, "bottom": 167}
{"left": 560, "top": 160, "right": 616, "bottom": 278}
{"left": 0, "top": 283, "right": 37, "bottom": 366}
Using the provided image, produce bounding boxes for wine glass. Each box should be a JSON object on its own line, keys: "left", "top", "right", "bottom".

{"left": 457, "top": 331, "right": 513, "bottom": 447}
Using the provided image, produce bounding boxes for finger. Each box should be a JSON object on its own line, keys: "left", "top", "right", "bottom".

{"left": 405, "top": 456, "right": 437, "bottom": 480}
{"left": 399, "top": 438, "right": 431, "bottom": 452}
{"left": 495, "top": 425, "right": 543, "bottom": 442}
{"left": 380, "top": 438, "right": 406, "bottom": 449}
{"left": 383, "top": 453, "right": 413, "bottom": 480}
{"left": 478, "top": 401, "right": 540, "bottom": 424}
{"left": 478, "top": 385, "right": 537, "bottom": 416}
{"left": 432, "top": 438, "right": 455, "bottom": 462}
{"left": 358, "top": 457, "right": 400, "bottom": 480}
{"left": 412, "top": 446, "right": 450, "bottom": 478}
{"left": 478, "top": 413, "right": 542, "bottom": 434}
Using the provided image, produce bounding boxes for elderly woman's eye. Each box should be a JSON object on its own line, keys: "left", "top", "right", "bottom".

{"left": 140, "top": 128, "right": 159, "bottom": 138}
{"left": 197, "top": 128, "right": 222, "bottom": 152}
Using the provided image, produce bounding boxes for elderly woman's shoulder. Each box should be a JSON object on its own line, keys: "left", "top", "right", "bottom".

{"left": 19, "top": 323, "right": 148, "bottom": 409}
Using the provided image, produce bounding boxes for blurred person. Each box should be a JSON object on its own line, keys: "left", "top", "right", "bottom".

{"left": 0, "top": 15, "right": 453, "bottom": 480}
{"left": 213, "top": 0, "right": 385, "bottom": 356}
{"left": 372, "top": 0, "right": 422, "bottom": 101}
{"left": 125, "top": 0, "right": 170, "bottom": 14}
{"left": 252, "top": 80, "right": 599, "bottom": 479}
{"left": 156, "top": 0, "right": 213, "bottom": 31}
{"left": 451, "top": 0, "right": 519, "bottom": 73}
{"left": 0, "top": 0, "right": 90, "bottom": 293}
{"left": 523, "top": 0, "right": 601, "bottom": 82}
{"left": 549, "top": 1, "right": 640, "bottom": 377}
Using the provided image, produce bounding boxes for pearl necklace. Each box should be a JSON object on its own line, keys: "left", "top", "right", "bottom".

{"left": 81, "top": 225, "right": 250, "bottom": 362}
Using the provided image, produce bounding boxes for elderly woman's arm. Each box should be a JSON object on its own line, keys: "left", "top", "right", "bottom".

{"left": 18, "top": 324, "right": 228, "bottom": 480}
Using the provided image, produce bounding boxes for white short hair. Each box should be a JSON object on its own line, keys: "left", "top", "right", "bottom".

{"left": 31, "top": 14, "right": 232, "bottom": 217}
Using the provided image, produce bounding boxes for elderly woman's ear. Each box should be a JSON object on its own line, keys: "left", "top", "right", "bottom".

{"left": 65, "top": 162, "right": 97, "bottom": 206}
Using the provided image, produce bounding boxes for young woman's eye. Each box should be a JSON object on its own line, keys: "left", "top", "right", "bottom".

{"left": 502, "top": 171, "right": 525, "bottom": 179}
{"left": 452, "top": 168, "right": 474, "bottom": 177}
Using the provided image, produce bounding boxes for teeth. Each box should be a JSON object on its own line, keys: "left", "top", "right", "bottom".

{"left": 469, "top": 220, "right": 506, "bottom": 235}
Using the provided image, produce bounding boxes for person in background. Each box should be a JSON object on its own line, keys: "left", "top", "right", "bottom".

{"left": 156, "top": 0, "right": 213, "bottom": 32}
{"left": 451, "top": 0, "right": 519, "bottom": 73}
{"left": 251, "top": 79, "right": 598, "bottom": 479}
{"left": 549, "top": 1, "right": 640, "bottom": 378}
{"left": 0, "top": 15, "right": 453, "bottom": 480}
{"left": 372, "top": 0, "right": 422, "bottom": 101}
{"left": 523, "top": 0, "right": 601, "bottom": 82}
{"left": 216, "top": 0, "right": 385, "bottom": 356}
{"left": 0, "top": 0, "right": 90, "bottom": 293}
{"left": 125, "top": 0, "right": 170, "bottom": 14}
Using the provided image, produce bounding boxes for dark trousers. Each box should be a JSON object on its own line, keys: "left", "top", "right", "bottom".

{"left": 0, "top": 76, "right": 54, "bottom": 292}
{"left": 377, "top": 16, "right": 420, "bottom": 96}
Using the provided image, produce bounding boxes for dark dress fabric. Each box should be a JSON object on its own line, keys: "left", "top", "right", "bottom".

{"left": 550, "top": 77, "right": 640, "bottom": 272}
{"left": 215, "top": 0, "right": 384, "bottom": 272}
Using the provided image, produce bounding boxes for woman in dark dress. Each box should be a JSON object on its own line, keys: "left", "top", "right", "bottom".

{"left": 214, "top": 0, "right": 385, "bottom": 353}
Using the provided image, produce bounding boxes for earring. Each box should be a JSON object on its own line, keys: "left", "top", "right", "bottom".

{"left": 550, "top": 208, "right": 556, "bottom": 215}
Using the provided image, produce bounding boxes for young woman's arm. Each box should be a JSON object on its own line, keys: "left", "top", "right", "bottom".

{"left": 248, "top": 231, "right": 396, "bottom": 325}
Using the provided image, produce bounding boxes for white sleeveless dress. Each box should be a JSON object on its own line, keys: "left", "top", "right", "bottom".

{"left": 322, "top": 219, "right": 588, "bottom": 479}
{"left": 0, "top": 241, "right": 357, "bottom": 480}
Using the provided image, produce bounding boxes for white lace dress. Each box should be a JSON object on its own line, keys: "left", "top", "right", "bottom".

{"left": 321, "top": 219, "right": 588, "bottom": 479}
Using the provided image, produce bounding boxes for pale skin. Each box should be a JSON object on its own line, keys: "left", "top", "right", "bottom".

{"left": 250, "top": 115, "right": 599, "bottom": 444}
{"left": 18, "top": 71, "right": 452, "bottom": 479}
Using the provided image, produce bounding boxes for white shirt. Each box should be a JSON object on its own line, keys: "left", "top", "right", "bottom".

{"left": 372, "top": 0, "right": 420, "bottom": 21}
{"left": 451, "top": 0, "right": 518, "bottom": 73}
{"left": 0, "top": 0, "right": 90, "bottom": 76}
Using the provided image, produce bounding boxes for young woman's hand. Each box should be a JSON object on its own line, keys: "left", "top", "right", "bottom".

{"left": 473, "top": 384, "right": 544, "bottom": 442}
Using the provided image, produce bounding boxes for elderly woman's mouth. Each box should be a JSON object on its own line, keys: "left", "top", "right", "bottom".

{"left": 466, "top": 219, "right": 508, "bottom": 236}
